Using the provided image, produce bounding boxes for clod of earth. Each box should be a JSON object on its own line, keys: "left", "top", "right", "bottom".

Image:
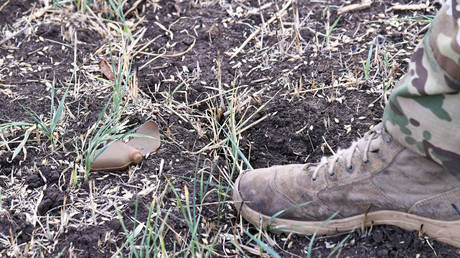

{"left": 91, "top": 121, "right": 161, "bottom": 171}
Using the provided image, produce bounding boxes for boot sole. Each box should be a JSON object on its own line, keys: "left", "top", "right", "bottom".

{"left": 233, "top": 176, "right": 460, "bottom": 248}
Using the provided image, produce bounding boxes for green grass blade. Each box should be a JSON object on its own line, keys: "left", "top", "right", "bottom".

{"left": 226, "top": 133, "right": 253, "bottom": 170}
{"left": 50, "top": 87, "right": 68, "bottom": 133}
{"left": 114, "top": 204, "right": 140, "bottom": 258}
{"left": 327, "top": 234, "right": 351, "bottom": 258}
{"left": 0, "top": 122, "right": 33, "bottom": 130}
{"left": 244, "top": 230, "right": 281, "bottom": 258}
{"left": 12, "top": 125, "right": 35, "bottom": 160}
{"left": 140, "top": 198, "right": 156, "bottom": 257}
{"left": 50, "top": 84, "right": 55, "bottom": 120}
{"left": 364, "top": 43, "right": 374, "bottom": 80}
{"left": 267, "top": 201, "right": 312, "bottom": 225}
{"left": 174, "top": 175, "right": 231, "bottom": 191}
{"left": 306, "top": 231, "right": 317, "bottom": 258}
{"left": 326, "top": 16, "right": 341, "bottom": 45}
{"left": 230, "top": 239, "right": 251, "bottom": 258}
{"left": 21, "top": 105, "right": 50, "bottom": 137}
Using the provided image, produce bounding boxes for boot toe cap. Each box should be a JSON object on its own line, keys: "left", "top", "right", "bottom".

{"left": 233, "top": 166, "right": 296, "bottom": 218}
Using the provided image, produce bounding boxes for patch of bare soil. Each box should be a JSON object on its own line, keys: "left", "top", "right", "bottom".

{"left": 0, "top": 0, "right": 37, "bottom": 26}
{"left": 1, "top": 0, "right": 459, "bottom": 257}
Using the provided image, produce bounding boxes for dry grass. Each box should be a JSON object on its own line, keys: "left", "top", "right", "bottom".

{"left": 0, "top": 0, "right": 441, "bottom": 257}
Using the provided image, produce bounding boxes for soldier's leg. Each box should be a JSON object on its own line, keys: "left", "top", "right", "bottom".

{"left": 383, "top": 1, "right": 460, "bottom": 176}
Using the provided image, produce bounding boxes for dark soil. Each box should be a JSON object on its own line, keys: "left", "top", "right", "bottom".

{"left": 0, "top": 0, "right": 37, "bottom": 26}
{"left": 1, "top": 0, "right": 459, "bottom": 257}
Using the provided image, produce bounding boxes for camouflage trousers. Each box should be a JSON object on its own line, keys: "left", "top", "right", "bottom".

{"left": 383, "top": 1, "right": 460, "bottom": 177}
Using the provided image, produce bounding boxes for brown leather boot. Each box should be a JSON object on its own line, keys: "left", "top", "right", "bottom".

{"left": 232, "top": 124, "right": 460, "bottom": 248}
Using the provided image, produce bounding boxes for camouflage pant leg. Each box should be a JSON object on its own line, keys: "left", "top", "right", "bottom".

{"left": 383, "top": 1, "right": 460, "bottom": 176}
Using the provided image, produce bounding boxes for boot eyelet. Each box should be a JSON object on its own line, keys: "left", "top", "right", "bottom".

{"left": 347, "top": 165, "right": 354, "bottom": 173}
{"left": 385, "top": 135, "right": 392, "bottom": 143}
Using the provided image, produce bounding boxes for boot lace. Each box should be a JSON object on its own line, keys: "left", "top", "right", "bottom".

{"left": 309, "top": 124, "right": 391, "bottom": 181}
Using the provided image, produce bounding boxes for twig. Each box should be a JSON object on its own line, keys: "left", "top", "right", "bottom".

{"left": 160, "top": 36, "right": 196, "bottom": 58}
{"left": 0, "top": 27, "right": 27, "bottom": 45}
{"left": 284, "top": 80, "right": 365, "bottom": 95}
{"left": 188, "top": 85, "right": 246, "bottom": 107}
{"left": 86, "top": 6, "right": 112, "bottom": 39}
{"left": 390, "top": 3, "right": 428, "bottom": 11}
{"left": 230, "top": 0, "right": 293, "bottom": 59}
{"left": 322, "top": 136, "right": 335, "bottom": 155}
{"left": 216, "top": 51, "right": 225, "bottom": 109}
{"left": 26, "top": 5, "right": 52, "bottom": 22}
{"left": 0, "top": 0, "right": 10, "bottom": 12}
{"left": 305, "top": 27, "right": 339, "bottom": 40}
{"left": 125, "top": 0, "right": 143, "bottom": 16}
{"left": 192, "top": 113, "right": 271, "bottom": 154}
{"left": 138, "top": 36, "right": 195, "bottom": 70}
{"left": 337, "top": 1, "right": 372, "bottom": 15}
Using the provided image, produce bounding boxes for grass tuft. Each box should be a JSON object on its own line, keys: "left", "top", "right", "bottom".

{"left": 22, "top": 84, "right": 68, "bottom": 148}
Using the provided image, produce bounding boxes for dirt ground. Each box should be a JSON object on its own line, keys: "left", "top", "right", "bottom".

{"left": 1, "top": 0, "right": 459, "bottom": 257}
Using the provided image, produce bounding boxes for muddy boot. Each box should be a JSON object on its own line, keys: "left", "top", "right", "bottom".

{"left": 232, "top": 123, "right": 460, "bottom": 248}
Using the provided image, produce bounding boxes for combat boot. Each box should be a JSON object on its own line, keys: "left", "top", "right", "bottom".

{"left": 233, "top": 123, "right": 460, "bottom": 247}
